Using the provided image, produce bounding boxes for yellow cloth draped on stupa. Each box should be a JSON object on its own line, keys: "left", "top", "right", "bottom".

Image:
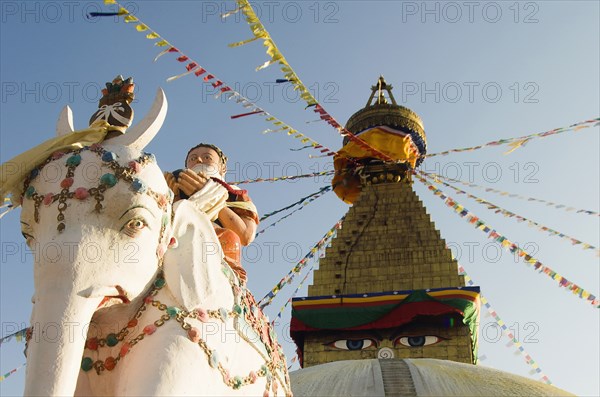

{"left": 332, "top": 126, "right": 421, "bottom": 204}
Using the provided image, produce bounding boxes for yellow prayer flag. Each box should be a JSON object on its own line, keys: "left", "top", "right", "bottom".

{"left": 154, "top": 40, "right": 169, "bottom": 47}
{"left": 124, "top": 15, "right": 138, "bottom": 23}
{"left": 228, "top": 36, "right": 260, "bottom": 48}
{"left": 256, "top": 59, "right": 276, "bottom": 71}
{"left": 503, "top": 139, "right": 529, "bottom": 154}
{"left": 146, "top": 32, "right": 160, "bottom": 39}
{"left": 136, "top": 24, "right": 149, "bottom": 32}
{"left": 104, "top": 0, "right": 116, "bottom": 4}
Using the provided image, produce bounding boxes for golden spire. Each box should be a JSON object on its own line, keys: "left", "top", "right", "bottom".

{"left": 345, "top": 76, "right": 425, "bottom": 145}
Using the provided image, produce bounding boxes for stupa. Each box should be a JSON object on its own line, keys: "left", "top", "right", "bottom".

{"left": 288, "top": 78, "right": 573, "bottom": 396}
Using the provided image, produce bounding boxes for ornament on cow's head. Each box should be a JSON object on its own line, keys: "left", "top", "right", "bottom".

{"left": 89, "top": 75, "right": 135, "bottom": 133}
{"left": 21, "top": 145, "right": 170, "bottom": 233}
{"left": 16, "top": 76, "right": 172, "bottom": 234}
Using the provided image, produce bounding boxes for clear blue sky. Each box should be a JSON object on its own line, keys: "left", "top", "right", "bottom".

{"left": 1, "top": 1, "right": 598, "bottom": 395}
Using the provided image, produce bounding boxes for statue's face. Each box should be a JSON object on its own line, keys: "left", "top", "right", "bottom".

{"left": 185, "top": 147, "right": 225, "bottom": 177}
{"left": 20, "top": 146, "right": 171, "bottom": 308}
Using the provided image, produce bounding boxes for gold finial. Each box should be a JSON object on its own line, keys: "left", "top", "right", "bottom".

{"left": 366, "top": 75, "right": 397, "bottom": 107}
{"left": 349, "top": 77, "right": 424, "bottom": 142}
{"left": 377, "top": 76, "right": 387, "bottom": 105}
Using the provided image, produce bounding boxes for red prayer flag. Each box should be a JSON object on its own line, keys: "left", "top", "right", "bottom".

{"left": 220, "top": 86, "right": 232, "bottom": 93}
{"left": 212, "top": 80, "right": 223, "bottom": 88}
{"left": 313, "top": 105, "right": 327, "bottom": 114}
{"left": 168, "top": 47, "right": 179, "bottom": 53}
{"left": 203, "top": 74, "right": 215, "bottom": 82}
{"left": 177, "top": 56, "right": 189, "bottom": 62}
{"left": 230, "top": 110, "right": 264, "bottom": 119}
{"left": 186, "top": 62, "right": 198, "bottom": 71}
{"left": 194, "top": 68, "right": 206, "bottom": 77}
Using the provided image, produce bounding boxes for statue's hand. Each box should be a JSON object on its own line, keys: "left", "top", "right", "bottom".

{"left": 177, "top": 169, "right": 209, "bottom": 197}
{"left": 163, "top": 172, "right": 181, "bottom": 201}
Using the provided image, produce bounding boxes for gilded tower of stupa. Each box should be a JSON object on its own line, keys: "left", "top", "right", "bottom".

{"left": 290, "top": 77, "right": 480, "bottom": 368}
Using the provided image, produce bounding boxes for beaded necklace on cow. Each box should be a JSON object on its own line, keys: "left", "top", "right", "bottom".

{"left": 79, "top": 266, "right": 290, "bottom": 396}
{"left": 21, "top": 143, "right": 171, "bottom": 233}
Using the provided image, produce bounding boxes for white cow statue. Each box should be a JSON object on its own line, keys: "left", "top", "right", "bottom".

{"left": 0, "top": 86, "right": 291, "bottom": 396}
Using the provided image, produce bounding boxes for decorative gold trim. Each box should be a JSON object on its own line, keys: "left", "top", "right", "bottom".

{"left": 344, "top": 77, "right": 427, "bottom": 147}
{"left": 345, "top": 104, "right": 426, "bottom": 144}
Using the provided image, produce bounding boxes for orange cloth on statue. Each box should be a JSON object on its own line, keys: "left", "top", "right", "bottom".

{"left": 215, "top": 227, "right": 247, "bottom": 283}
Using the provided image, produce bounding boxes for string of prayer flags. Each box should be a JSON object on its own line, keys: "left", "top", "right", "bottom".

{"left": 423, "top": 172, "right": 599, "bottom": 217}
{"left": 230, "top": 110, "right": 265, "bottom": 119}
{"left": 0, "top": 196, "right": 15, "bottom": 219}
{"left": 457, "top": 265, "right": 553, "bottom": 384}
{"left": 271, "top": 264, "right": 316, "bottom": 325}
{"left": 153, "top": 46, "right": 180, "bottom": 62}
{"left": 231, "top": 0, "right": 318, "bottom": 105}
{"left": 312, "top": 106, "right": 397, "bottom": 162}
{"left": 0, "top": 201, "right": 10, "bottom": 210}
{"left": 427, "top": 118, "right": 599, "bottom": 157}
{"left": 94, "top": 1, "right": 341, "bottom": 160}
{"left": 289, "top": 145, "right": 313, "bottom": 152}
{"left": 0, "top": 328, "right": 27, "bottom": 347}
{"left": 420, "top": 171, "right": 599, "bottom": 256}
{"left": 220, "top": 5, "right": 244, "bottom": 19}
{"left": 255, "top": 186, "right": 333, "bottom": 237}
{"left": 258, "top": 216, "right": 345, "bottom": 308}
{"left": 229, "top": 170, "right": 335, "bottom": 185}
{"left": 414, "top": 173, "right": 599, "bottom": 308}
{"left": 232, "top": 0, "right": 399, "bottom": 164}
{"left": 0, "top": 363, "right": 26, "bottom": 383}
{"left": 259, "top": 185, "right": 332, "bottom": 222}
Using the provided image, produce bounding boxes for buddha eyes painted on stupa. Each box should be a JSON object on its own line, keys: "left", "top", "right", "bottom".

{"left": 394, "top": 335, "right": 444, "bottom": 347}
{"left": 325, "top": 338, "right": 378, "bottom": 351}
{"left": 325, "top": 333, "right": 445, "bottom": 351}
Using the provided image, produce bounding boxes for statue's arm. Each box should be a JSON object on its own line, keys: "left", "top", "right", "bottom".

{"left": 217, "top": 206, "right": 257, "bottom": 246}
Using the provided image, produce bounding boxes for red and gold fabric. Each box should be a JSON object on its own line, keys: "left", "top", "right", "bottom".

{"left": 332, "top": 126, "right": 423, "bottom": 204}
